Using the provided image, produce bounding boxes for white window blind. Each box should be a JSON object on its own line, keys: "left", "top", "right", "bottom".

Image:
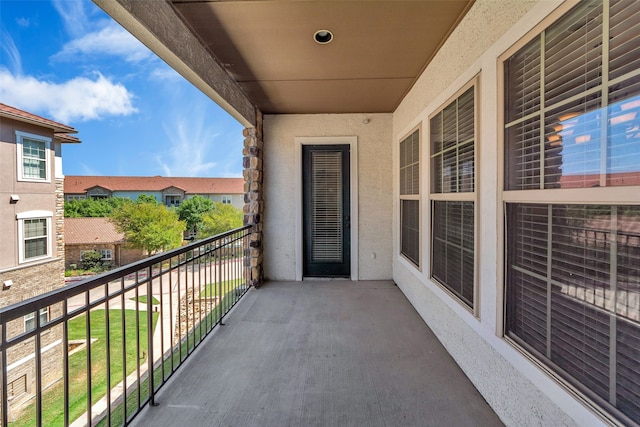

{"left": 432, "top": 201, "right": 474, "bottom": 307}
{"left": 400, "top": 129, "right": 420, "bottom": 267}
{"left": 23, "top": 218, "right": 48, "bottom": 260}
{"left": 310, "top": 151, "right": 343, "bottom": 262}
{"left": 506, "top": 204, "right": 640, "bottom": 424}
{"left": 400, "top": 130, "right": 420, "bottom": 196}
{"left": 503, "top": 1, "right": 640, "bottom": 424}
{"left": 430, "top": 84, "right": 476, "bottom": 309}
{"left": 431, "top": 87, "right": 475, "bottom": 194}
{"left": 504, "top": 0, "right": 640, "bottom": 191}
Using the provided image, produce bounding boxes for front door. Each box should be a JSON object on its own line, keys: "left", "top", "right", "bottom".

{"left": 302, "top": 145, "right": 351, "bottom": 277}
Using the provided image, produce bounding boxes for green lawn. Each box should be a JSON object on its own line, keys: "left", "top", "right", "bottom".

{"left": 199, "top": 278, "right": 245, "bottom": 297}
{"left": 130, "top": 295, "right": 160, "bottom": 305}
{"left": 12, "top": 279, "right": 247, "bottom": 427}
{"left": 96, "top": 282, "right": 249, "bottom": 426}
{"left": 12, "top": 309, "right": 158, "bottom": 427}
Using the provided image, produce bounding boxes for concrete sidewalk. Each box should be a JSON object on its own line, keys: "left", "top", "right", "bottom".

{"left": 132, "top": 280, "right": 502, "bottom": 427}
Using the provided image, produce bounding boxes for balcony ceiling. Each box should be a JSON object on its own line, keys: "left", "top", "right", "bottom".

{"left": 170, "top": 0, "right": 473, "bottom": 114}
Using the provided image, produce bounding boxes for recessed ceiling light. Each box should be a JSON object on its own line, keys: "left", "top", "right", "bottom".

{"left": 314, "top": 30, "right": 333, "bottom": 44}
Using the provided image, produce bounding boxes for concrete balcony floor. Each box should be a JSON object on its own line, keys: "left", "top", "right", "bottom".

{"left": 133, "top": 280, "right": 502, "bottom": 427}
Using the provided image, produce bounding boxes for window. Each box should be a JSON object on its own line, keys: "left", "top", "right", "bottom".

{"left": 81, "top": 249, "right": 112, "bottom": 261}
{"left": 24, "top": 307, "right": 48, "bottom": 332}
{"left": 17, "top": 211, "right": 52, "bottom": 263}
{"left": 100, "top": 249, "right": 112, "bottom": 261}
{"left": 399, "top": 128, "right": 420, "bottom": 267}
{"left": 222, "top": 195, "right": 233, "bottom": 204}
{"left": 165, "top": 195, "right": 181, "bottom": 207}
{"left": 503, "top": 2, "right": 640, "bottom": 424}
{"left": 66, "top": 195, "right": 86, "bottom": 201}
{"left": 16, "top": 131, "right": 51, "bottom": 182}
{"left": 430, "top": 83, "right": 476, "bottom": 309}
{"left": 8, "top": 375, "right": 27, "bottom": 399}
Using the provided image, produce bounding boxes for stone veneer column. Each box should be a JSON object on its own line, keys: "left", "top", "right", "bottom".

{"left": 55, "top": 178, "right": 65, "bottom": 260}
{"left": 242, "top": 113, "right": 264, "bottom": 287}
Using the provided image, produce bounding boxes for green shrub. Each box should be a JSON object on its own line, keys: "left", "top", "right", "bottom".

{"left": 81, "top": 250, "right": 105, "bottom": 272}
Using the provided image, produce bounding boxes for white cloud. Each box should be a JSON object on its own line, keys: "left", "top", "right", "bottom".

{"left": 0, "top": 68, "right": 137, "bottom": 123}
{"left": 150, "top": 66, "right": 182, "bottom": 82}
{"left": 51, "top": 22, "right": 153, "bottom": 63}
{"left": 15, "top": 17, "right": 30, "bottom": 28}
{"left": 51, "top": 0, "right": 89, "bottom": 37}
{"left": 1, "top": 30, "right": 22, "bottom": 75}
{"left": 156, "top": 114, "right": 220, "bottom": 177}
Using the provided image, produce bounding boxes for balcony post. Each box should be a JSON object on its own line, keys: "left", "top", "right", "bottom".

{"left": 242, "top": 112, "right": 264, "bottom": 288}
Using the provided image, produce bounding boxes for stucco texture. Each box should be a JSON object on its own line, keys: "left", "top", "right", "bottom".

{"left": 391, "top": 0, "right": 603, "bottom": 426}
{"left": 394, "top": 0, "right": 538, "bottom": 135}
{"left": 263, "top": 113, "right": 392, "bottom": 281}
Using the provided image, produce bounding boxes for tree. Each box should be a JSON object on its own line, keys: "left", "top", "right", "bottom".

{"left": 110, "top": 202, "right": 186, "bottom": 254}
{"left": 65, "top": 197, "right": 132, "bottom": 217}
{"left": 198, "top": 202, "right": 243, "bottom": 238}
{"left": 176, "top": 195, "right": 215, "bottom": 236}
{"left": 136, "top": 194, "right": 159, "bottom": 205}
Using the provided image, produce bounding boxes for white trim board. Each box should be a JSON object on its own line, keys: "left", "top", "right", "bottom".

{"left": 294, "top": 136, "right": 359, "bottom": 281}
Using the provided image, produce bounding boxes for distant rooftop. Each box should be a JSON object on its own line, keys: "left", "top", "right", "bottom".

{"left": 64, "top": 176, "right": 244, "bottom": 195}
{"left": 0, "top": 103, "right": 80, "bottom": 143}
{"left": 65, "top": 217, "right": 124, "bottom": 245}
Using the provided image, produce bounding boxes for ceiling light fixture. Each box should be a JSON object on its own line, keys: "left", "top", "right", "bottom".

{"left": 314, "top": 30, "right": 333, "bottom": 44}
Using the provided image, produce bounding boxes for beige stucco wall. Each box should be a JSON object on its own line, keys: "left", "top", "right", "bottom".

{"left": 392, "top": 0, "right": 605, "bottom": 426}
{"left": 263, "top": 113, "right": 392, "bottom": 281}
{"left": 0, "top": 118, "right": 59, "bottom": 270}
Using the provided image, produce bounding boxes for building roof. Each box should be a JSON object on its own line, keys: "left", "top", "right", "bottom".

{"left": 64, "top": 176, "right": 244, "bottom": 195}
{"left": 0, "top": 103, "right": 80, "bottom": 140}
{"left": 55, "top": 133, "right": 81, "bottom": 144}
{"left": 65, "top": 217, "right": 125, "bottom": 245}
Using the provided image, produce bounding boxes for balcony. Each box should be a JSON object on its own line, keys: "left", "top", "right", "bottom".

{"left": 130, "top": 280, "right": 501, "bottom": 427}
{"left": 0, "top": 227, "right": 500, "bottom": 427}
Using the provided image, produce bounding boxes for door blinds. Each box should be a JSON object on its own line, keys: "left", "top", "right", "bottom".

{"left": 310, "top": 151, "right": 343, "bottom": 262}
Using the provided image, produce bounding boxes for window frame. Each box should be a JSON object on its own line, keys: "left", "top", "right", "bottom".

{"left": 16, "top": 131, "right": 51, "bottom": 183}
{"left": 24, "top": 307, "right": 49, "bottom": 332}
{"left": 428, "top": 78, "right": 479, "bottom": 313}
{"left": 100, "top": 249, "right": 113, "bottom": 261}
{"left": 498, "top": 1, "right": 640, "bottom": 424}
{"left": 165, "top": 195, "right": 182, "bottom": 207}
{"left": 222, "top": 195, "right": 233, "bottom": 204}
{"left": 399, "top": 126, "right": 422, "bottom": 269}
{"left": 80, "top": 249, "right": 113, "bottom": 261}
{"left": 17, "top": 211, "right": 53, "bottom": 264}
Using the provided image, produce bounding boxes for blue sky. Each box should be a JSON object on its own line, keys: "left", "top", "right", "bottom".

{"left": 0, "top": 0, "right": 244, "bottom": 177}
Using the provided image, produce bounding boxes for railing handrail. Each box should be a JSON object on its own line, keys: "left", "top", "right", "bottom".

{"left": 1, "top": 224, "right": 253, "bottom": 427}
{"left": 0, "top": 225, "right": 252, "bottom": 323}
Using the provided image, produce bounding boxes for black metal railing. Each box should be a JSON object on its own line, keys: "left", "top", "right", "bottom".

{"left": 0, "top": 225, "right": 252, "bottom": 427}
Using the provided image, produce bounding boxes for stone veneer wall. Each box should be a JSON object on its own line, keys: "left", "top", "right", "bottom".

{"left": 242, "top": 112, "right": 264, "bottom": 287}
{"left": 0, "top": 259, "right": 65, "bottom": 409}
{"left": 0, "top": 178, "right": 67, "bottom": 411}
{"left": 55, "top": 179, "right": 65, "bottom": 258}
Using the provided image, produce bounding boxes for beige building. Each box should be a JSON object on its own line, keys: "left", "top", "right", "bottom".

{"left": 0, "top": 103, "right": 79, "bottom": 405}
{"left": 64, "top": 175, "right": 244, "bottom": 210}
